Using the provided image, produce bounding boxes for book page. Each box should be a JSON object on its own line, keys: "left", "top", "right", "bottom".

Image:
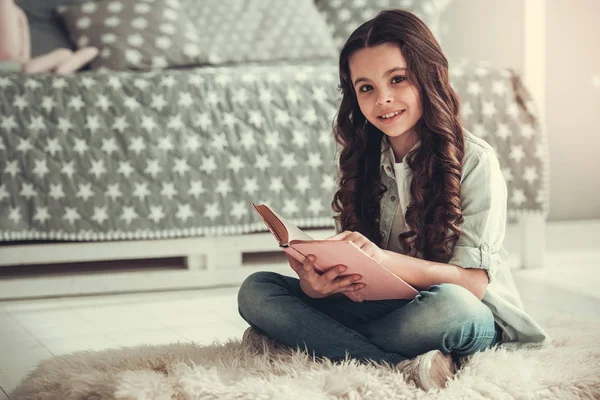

{"left": 267, "top": 207, "right": 314, "bottom": 243}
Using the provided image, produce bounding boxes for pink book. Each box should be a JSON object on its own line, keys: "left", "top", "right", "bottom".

{"left": 251, "top": 203, "right": 419, "bottom": 303}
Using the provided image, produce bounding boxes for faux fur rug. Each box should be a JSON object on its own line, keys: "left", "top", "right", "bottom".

{"left": 10, "top": 315, "right": 600, "bottom": 400}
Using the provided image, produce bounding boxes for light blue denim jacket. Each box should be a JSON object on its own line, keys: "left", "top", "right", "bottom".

{"left": 337, "top": 131, "right": 550, "bottom": 347}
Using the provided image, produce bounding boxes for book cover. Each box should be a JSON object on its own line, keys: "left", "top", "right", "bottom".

{"left": 251, "top": 203, "right": 419, "bottom": 302}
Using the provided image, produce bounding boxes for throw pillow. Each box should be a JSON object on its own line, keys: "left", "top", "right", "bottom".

{"left": 55, "top": 0, "right": 203, "bottom": 70}
{"left": 182, "top": 0, "right": 337, "bottom": 65}
{"left": 315, "top": 0, "right": 452, "bottom": 50}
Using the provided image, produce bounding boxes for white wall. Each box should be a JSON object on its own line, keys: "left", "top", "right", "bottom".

{"left": 440, "top": 0, "right": 600, "bottom": 221}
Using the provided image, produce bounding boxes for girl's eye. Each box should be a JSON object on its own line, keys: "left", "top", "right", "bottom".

{"left": 359, "top": 84, "right": 373, "bottom": 93}
{"left": 392, "top": 76, "right": 406, "bottom": 84}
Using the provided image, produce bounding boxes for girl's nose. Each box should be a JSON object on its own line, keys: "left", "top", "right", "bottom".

{"left": 376, "top": 92, "right": 393, "bottom": 106}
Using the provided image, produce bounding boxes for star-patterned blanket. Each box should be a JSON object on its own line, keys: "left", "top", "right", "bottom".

{"left": 0, "top": 60, "right": 549, "bottom": 242}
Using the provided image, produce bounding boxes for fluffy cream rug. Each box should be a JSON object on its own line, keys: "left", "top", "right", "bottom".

{"left": 10, "top": 315, "right": 600, "bottom": 400}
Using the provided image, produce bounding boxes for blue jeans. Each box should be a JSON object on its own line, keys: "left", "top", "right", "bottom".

{"left": 238, "top": 271, "right": 500, "bottom": 365}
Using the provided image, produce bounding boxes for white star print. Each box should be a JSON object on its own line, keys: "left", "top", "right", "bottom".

{"left": 49, "top": 183, "right": 65, "bottom": 200}
{"left": 467, "top": 82, "right": 482, "bottom": 96}
{"left": 295, "top": 175, "right": 310, "bottom": 195}
{"left": 120, "top": 206, "right": 137, "bottom": 225}
{"left": 96, "top": 94, "right": 111, "bottom": 111}
{"left": 161, "top": 182, "right": 177, "bottom": 199}
{"left": 282, "top": 199, "right": 300, "bottom": 216}
{"left": 124, "top": 96, "right": 141, "bottom": 111}
{"left": 178, "top": 92, "right": 194, "bottom": 107}
{"left": 16, "top": 138, "right": 33, "bottom": 153}
{"left": 4, "top": 160, "right": 20, "bottom": 177}
{"left": 133, "top": 182, "right": 150, "bottom": 200}
{"left": 173, "top": 158, "right": 190, "bottom": 175}
{"left": 232, "top": 90, "right": 248, "bottom": 104}
{"left": 112, "top": 116, "right": 129, "bottom": 133}
{"left": 107, "top": 76, "right": 122, "bottom": 90}
{"left": 227, "top": 155, "right": 244, "bottom": 174}
{"left": 33, "top": 159, "right": 49, "bottom": 178}
{"left": 145, "top": 159, "right": 161, "bottom": 177}
{"left": 77, "top": 183, "right": 94, "bottom": 201}
{"left": 129, "top": 137, "right": 146, "bottom": 154}
{"left": 265, "top": 132, "right": 280, "bottom": 150}
{"left": 204, "top": 202, "right": 221, "bottom": 221}
{"left": 41, "top": 97, "right": 56, "bottom": 113}
{"left": 509, "top": 145, "right": 525, "bottom": 163}
{"left": 274, "top": 109, "right": 291, "bottom": 125}
{"left": 308, "top": 199, "right": 324, "bottom": 215}
{"left": 141, "top": 115, "right": 157, "bottom": 132}
{"left": 223, "top": 113, "right": 236, "bottom": 129}
{"left": 248, "top": 111, "right": 265, "bottom": 128}
{"left": 158, "top": 137, "right": 174, "bottom": 152}
{"left": 73, "top": 138, "right": 89, "bottom": 155}
{"left": 86, "top": 115, "right": 101, "bottom": 134}
{"left": 523, "top": 166, "right": 539, "bottom": 185}
{"left": 52, "top": 78, "right": 67, "bottom": 89}
{"left": 28, "top": 116, "right": 45, "bottom": 133}
{"left": 292, "top": 130, "right": 308, "bottom": 148}
{"left": 24, "top": 79, "right": 42, "bottom": 90}
{"left": 240, "top": 131, "right": 256, "bottom": 150}
{"left": 255, "top": 154, "right": 271, "bottom": 171}
{"left": 62, "top": 161, "right": 75, "bottom": 179}
{"left": 64, "top": 207, "right": 81, "bottom": 224}
{"left": 307, "top": 153, "right": 323, "bottom": 169}
{"left": 511, "top": 189, "right": 526, "bottom": 206}
{"left": 90, "top": 159, "right": 106, "bottom": 178}
{"left": 57, "top": 117, "right": 73, "bottom": 134}
{"left": 101, "top": 137, "right": 119, "bottom": 155}
{"left": 150, "top": 94, "right": 167, "bottom": 111}
{"left": 149, "top": 205, "right": 165, "bottom": 223}
{"left": 68, "top": 96, "right": 85, "bottom": 111}
{"left": 118, "top": 161, "right": 134, "bottom": 178}
{"left": 200, "top": 156, "right": 217, "bottom": 174}
{"left": 8, "top": 207, "right": 21, "bottom": 223}
{"left": 193, "top": 113, "right": 211, "bottom": 130}
{"left": 215, "top": 179, "right": 233, "bottom": 197}
{"left": 188, "top": 180, "right": 205, "bottom": 197}
{"left": 106, "top": 183, "right": 122, "bottom": 200}
{"left": 184, "top": 134, "right": 200, "bottom": 152}
{"left": 230, "top": 201, "right": 248, "bottom": 220}
{"left": 44, "top": 138, "right": 61, "bottom": 157}
{"left": 269, "top": 177, "right": 284, "bottom": 194}
{"left": 321, "top": 173, "right": 336, "bottom": 191}
{"left": 1, "top": 115, "right": 18, "bottom": 132}
{"left": 167, "top": 114, "right": 184, "bottom": 131}
{"left": 176, "top": 204, "right": 193, "bottom": 222}
{"left": 211, "top": 133, "right": 228, "bottom": 152}
{"left": 281, "top": 153, "right": 298, "bottom": 169}
{"left": 33, "top": 207, "right": 51, "bottom": 224}
{"left": 13, "top": 95, "right": 28, "bottom": 111}
{"left": 243, "top": 177, "right": 259, "bottom": 195}
{"left": 92, "top": 206, "right": 108, "bottom": 224}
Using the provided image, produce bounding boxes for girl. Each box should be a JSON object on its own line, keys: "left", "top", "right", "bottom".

{"left": 237, "top": 9, "right": 549, "bottom": 392}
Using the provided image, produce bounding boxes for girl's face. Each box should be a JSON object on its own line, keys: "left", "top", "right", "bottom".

{"left": 349, "top": 43, "right": 422, "bottom": 142}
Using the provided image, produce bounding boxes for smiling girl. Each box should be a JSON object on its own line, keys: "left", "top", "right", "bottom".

{"left": 237, "top": 9, "right": 549, "bottom": 392}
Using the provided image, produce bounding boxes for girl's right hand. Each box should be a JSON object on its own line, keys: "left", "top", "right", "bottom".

{"left": 286, "top": 253, "right": 365, "bottom": 299}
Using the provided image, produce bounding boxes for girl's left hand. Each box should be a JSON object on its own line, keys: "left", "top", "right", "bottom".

{"left": 325, "top": 230, "right": 389, "bottom": 265}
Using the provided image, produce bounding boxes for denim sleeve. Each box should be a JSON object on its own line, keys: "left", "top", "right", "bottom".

{"left": 448, "top": 148, "right": 508, "bottom": 282}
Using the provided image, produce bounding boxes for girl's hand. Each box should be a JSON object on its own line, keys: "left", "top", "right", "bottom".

{"left": 325, "top": 230, "right": 390, "bottom": 265}
{"left": 286, "top": 253, "right": 365, "bottom": 299}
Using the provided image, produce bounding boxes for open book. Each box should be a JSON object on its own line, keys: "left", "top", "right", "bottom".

{"left": 251, "top": 203, "right": 419, "bottom": 303}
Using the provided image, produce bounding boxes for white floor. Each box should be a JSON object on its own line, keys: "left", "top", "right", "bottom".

{"left": 1, "top": 221, "right": 599, "bottom": 398}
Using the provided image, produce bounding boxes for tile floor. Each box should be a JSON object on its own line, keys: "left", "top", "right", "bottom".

{"left": 1, "top": 221, "right": 599, "bottom": 398}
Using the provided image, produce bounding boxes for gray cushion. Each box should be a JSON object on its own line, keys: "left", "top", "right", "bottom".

{"left": 182, "top": 0, "right": 337, "bottom": 65}
{"left": 315, "top": 0, "right": 451, "bottom": 50}
{"left": 55, "top": 0, "right": 203, "bottom": 70}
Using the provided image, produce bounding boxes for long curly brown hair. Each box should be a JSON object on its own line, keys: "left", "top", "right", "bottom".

{"left": 331, "top": 9, "right": 465, "bottom": 263}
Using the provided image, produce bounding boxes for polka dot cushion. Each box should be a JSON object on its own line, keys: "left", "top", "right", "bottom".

{"left": 56, "top": 0, "right": 202, "bottom": 70}
{"left": 56, "top": 0, "right": 338, "bottom": 70}
{"left": 315, "top": 0, "right": 452, "bottom": 50}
